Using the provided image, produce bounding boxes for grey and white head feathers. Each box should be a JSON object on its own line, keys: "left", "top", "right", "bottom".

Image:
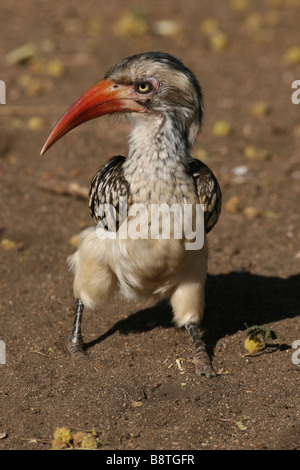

{"left": 106, "top": 52, "right": 203, "bottom": 146}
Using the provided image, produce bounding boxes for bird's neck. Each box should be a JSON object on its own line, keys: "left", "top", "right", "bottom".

{"left": 123, "top": 116, "right": 195, "bottom": 204}
{"left": 125, "top": 115, "right": 191, "bottom": 174}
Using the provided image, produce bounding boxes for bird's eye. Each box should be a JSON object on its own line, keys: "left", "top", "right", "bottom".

{"left": 136, "top": 81, "right": 153, "bottom": 94}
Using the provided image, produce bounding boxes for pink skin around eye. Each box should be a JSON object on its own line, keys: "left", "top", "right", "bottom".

{"left": 144, "top": 76, "right": 160, "bottom": 92}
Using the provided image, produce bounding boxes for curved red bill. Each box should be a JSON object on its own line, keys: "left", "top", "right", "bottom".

{"left": 40, "top": 78, "right": 145, "bottom": 156}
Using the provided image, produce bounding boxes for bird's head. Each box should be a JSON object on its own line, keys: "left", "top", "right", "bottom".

{"left": 41, "top": 52, "right": 203, "bottom": 156}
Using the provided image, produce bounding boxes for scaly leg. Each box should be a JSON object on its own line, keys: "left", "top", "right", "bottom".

{"left": 68, "top": 298, "right": 85, "bottom": 355}
{"left": 185, "top": 321, "right": 215, "bottom": 378}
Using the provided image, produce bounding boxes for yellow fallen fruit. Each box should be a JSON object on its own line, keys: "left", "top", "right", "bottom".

{"left": 81, "top": 434, "right": 98, "bottom": 449}
{"left": 230, "top": 0, "right": 249, "bottom": 11}
{"left": 213, "top": 120, "right": 232, "bottom": 136}
{"left": 46, "top": 59, "right": 65, "bottom": 78}
{"left": 28, "top": 116, "right": 45, "bottom": 130}
{"left": 245, "top": 13, "right": 263, "bottom": 31}
{"left": 113, "top": 12, "right": 148, "bottom": 36}
{"left": 244, "top": 336, "right": 262, "bottom": 353}
{"left": 200, "top": 17, "right": 219, "bottom": 35}
{"left": 244, "top": 145, "right": 270, "bottom": 160}
{"left": 284, "top": 47, "right": 300, "bottom": 65}
{"left": 70, "top": 234, "right": 80, "bottom": 248}
{"left": 72, "top": 431, "right": 86, "bottom": 447}
{"left": 1, "top": 239, "right": 16, "bottom": 250}
{"left": 250, "top": 101, "right": 271, "bottom": 118}
{"left": 209, "top": 31, "right": 228, "bottom": 52}
{"left": 18, "top": 73, "right": 31, "bottom": 88}
{"left": 243, "top": 206, "right": 261, "bottom": 219}
{"left": 88, "top": 18, "right": 102, "bottom": 36}
{"left": 53, "top": 427, "right": 72, "bottom": 444}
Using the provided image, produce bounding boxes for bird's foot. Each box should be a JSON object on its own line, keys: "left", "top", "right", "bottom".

{"left": 68, "top": 298, "right": 86, "bottom": 357}
{"left": 68, "top": 336, "right": 86, "bottom": 356}
{"left": 185, "top": 322, "right": 215, "bottom": 378}
{"left": 189, "top": 350, "right": 215, "bottom": 378}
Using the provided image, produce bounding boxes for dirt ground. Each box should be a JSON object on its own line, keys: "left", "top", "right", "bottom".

{"left": 0, "top": 0, "right": 299, "bottom": 451}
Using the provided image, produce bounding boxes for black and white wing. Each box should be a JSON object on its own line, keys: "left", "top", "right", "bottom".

{"left": 89, "top": 155, "right": 131, "bottom": 231}
{"left": 189, "top": 158, "right": 222, "bottom": 233}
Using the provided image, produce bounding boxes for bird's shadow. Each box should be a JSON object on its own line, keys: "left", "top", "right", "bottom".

{"left": 85, "top": 271, "right": 300, "bottom": 351}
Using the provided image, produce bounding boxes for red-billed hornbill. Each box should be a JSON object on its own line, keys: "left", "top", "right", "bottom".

{"left": 41, "top": 52, "right": 221, "bottom": 377}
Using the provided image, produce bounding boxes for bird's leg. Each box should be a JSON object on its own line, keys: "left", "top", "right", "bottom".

{"left": 185, "top": 322, "right": 215, "bottom": 378}
{"left": 68, "top": 298, "right": 85, "bottom": 355}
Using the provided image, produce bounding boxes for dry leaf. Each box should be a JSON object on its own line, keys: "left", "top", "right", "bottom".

{"left": 225, "top": 196, "right": 240, "bottom": 213}
{"left": 231, "top": 165, "right": 249, "bottom": 177}
{"left": 5, "top": 43, "right": 38, "bottom": 65}
{"left": 243, "top": 206, "right": 261, "bottom": 219}
{"left": 38, "top": 179, "right": 89, "bottom": 199}
{"left": 133, "top": 401, "right": 143, "bottom": 407}
{"left": 236, "top": 421, "right": 248, "bottom": 431}
{"left": 153, "top": 20, "right": 181, "bottom": 37}
{"left": 262, "top": 211, "right": 281, "bottom": 219}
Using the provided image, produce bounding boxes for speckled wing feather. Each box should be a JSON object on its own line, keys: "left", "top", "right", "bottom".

{"left": 189, "top": 158, "right": 222, "bottom": 233}
{"left": 89, "top": 155, "right": 131, "bottom": 231}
